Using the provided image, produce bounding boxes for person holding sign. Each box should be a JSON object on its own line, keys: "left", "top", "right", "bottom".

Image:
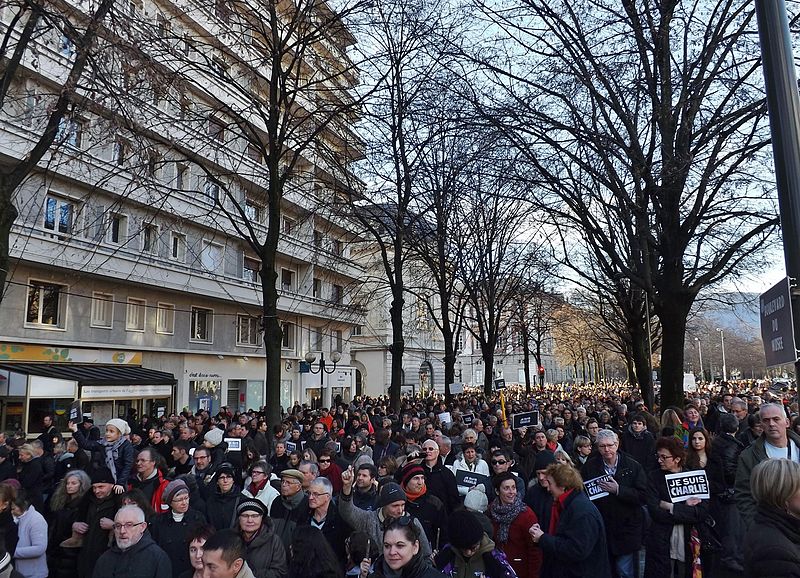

{"left": 69, "top": 419, "right": 134, "bottom": 494}
{"left": 579, "top": 430, "right": 646, "bottom": 578}
{"left": 644, "top": 437, "right": 710, "bottom": 578}
{"left": 449, "top": 443, "right": 490, "bottom": 498}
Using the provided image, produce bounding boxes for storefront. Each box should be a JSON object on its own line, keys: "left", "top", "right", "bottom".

{"left": 0, "top": 363, "right": 176, "bottom": 434}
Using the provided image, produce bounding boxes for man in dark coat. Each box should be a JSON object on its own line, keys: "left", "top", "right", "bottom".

{"left": 710, "top": 413, "right": 746, "bottom": 572}
{"left": 620, "top": 413, "right": 657, "bottom": 471}
{"left": 92, "top": 505, "right": 172, "bottom": 578}
{"left": 304, "top": 477, "right": 351, "bottom": 566}
{"left": 524, "top": 451, "right": 556, "bottom": 532}
{"left": 269, "top": 469, "right": 309, "bottom": 548}
{"left": 581, "top": 430, "right": 647, "bottom": 578}
{"left": 420, "top": 440, "right": 460, "bottom": 513}
{"left": 76, "top": 468, "right": 119, "bottom": 578}
{"left": 352, "top": 464, "right": 378, "bottom": 511}
{"left": 205, "top": 464, "right": 244, "bottom": 530}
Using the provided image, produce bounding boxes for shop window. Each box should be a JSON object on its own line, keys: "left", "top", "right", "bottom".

{"left": 191, "top": 307, "right": 213, "bottom": 342}
{"left": 126, "top": 297, "right": 146, "bottom": 331}
{"left": 156, "top": 303, "right": 175, "bottom": 334}
{"left": 281, "top": 321, "right": 294, "bottom": 350}
{"left": 91, "top": 292, "right": 114, "bottom": 328}
{"left": 25, "top": 281, "right": 67, "bottom": 328}
{"left": 28, "top": 398, "right": 72, "bottom": 433}
{"left": 237, "top": 315, "right": 262, "bottom": 346}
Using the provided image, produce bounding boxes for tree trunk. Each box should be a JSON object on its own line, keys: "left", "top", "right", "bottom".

{"left": 442, "top": 337, "right": 455, "bottom": 403}
{"left": 521, "top": 329, "right": 531, "bottom": 393}
{"left": 260, "top": 254, "right": 282, "bottom": 430}
{"left": 0, "top": 181, "right": 18, "bottom": 303}
{"left": 389, "top": 285, "right": 404, "bottom": 412}
{"left": 482, "top": 346, "right": 495, "bottom": 397}
{"left": 657, "top": 298, "right": 693, "bottom": 411}
{"left": 630, "top": 324, "right": 654, "bottom": 410}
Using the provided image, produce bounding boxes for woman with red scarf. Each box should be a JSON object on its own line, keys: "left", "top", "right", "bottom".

{"left": 529, "top": 463, "right": 611, "bottom": 578}
{"left": 241, "top": 461, "right": 279, "bottom": 513}
{"left": 488, "top": 471, "right": 542, "bottom": 578}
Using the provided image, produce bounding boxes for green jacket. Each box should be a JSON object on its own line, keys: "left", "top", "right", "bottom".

{"left": 735, "top": 430, "right": 800, "bottom": 530}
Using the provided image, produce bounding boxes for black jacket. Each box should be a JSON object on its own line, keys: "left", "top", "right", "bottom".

{"left": 352, "top": 486, "right": 378, "bottom": 511}
{"left": 241, "top": 518, "right": 287, "bottom": 578}
{"left": 620, "top": 427, "right": 656, "bottom": 471}
{"left": 47, "top": 497, "right": 83, "bottom": 578}
{"left": 423, "top": 461, "right": 460, "bottom": 513}
{"left": 92, "top": 532, "right": 172, "bottom": 578}
{"left": 302, "top": 501, "right": 352, "bottom": 567}
{"left": 150, "top": 509, "right": 207, "bottom": 578}
{"left": 78, "top": 493, "right": 119, "bottom": 578}
{"left": 710, "top": 433, "right": 744, "bottom": 490}
{"left": 405, "top": 492, "right": 447, "bottom": 550}
{"left": 580, "top": 452, "right": 647, "bottom": 556}
{"left": 18, "top": 457, "right": 45, "bottom": 512}
{"left": 369, "top": 552, "right": 445, "bottom": 578}
{"left": 205, "top": 487, "right": 243, "bottom": 531}
{"left": 73, "top": 428, "right": 135, "bottom": 488}
{"left": 744, "top": 505, "right": 800, "bottom": 578}
{"left": 523, "top": 483, "right": 552, "bottom": 532}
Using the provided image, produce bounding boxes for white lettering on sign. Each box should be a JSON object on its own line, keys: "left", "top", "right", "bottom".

{"left": 762, "top": 294, "right": 786, "bottom": 317}
{"left": 773, "top": 337, "right": 785, "bottom": 352}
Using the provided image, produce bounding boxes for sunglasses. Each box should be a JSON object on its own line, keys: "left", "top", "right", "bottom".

{"left": 491, "top": 460, "right": 508, "bottom": 466}
{"left": 319, "top": 459, "right": 331, "bottom": 463}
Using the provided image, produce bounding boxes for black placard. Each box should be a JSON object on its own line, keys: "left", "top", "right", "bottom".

{"left": 68, "top": 400, "right": 83, "bottom": 424}
{"left": 512, "top": 411, "right": 539, "bottom": 429}
{"left": 454, "top": 468, "right": 492, "bottom": 490}
{"left": 462, "top": 413, "right": 475, "bottom": 426}
{"left": 494, "top": 379, "right": 507, "bottom": 390}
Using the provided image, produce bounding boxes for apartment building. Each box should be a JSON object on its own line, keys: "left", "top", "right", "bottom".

{"left": 0, "top": 0, "right": 365, "bottom": 433}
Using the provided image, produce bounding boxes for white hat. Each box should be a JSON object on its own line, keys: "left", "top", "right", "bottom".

{"left": 106, "top": 419, "right": 131, "bottom": 436}
{"left": 464, "top": 484, "right": 489, "bottom": 513}
{"left": 204, "top": 427, "right": 224, "bottom": 447}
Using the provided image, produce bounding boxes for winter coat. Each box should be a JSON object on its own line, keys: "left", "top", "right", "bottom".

{"left": 205, "top": 487, "right": 243, "bottom": 531}
{"left": 644, "top": 468, "right": 710, "bottom": 578}
{"left": 735, "top": 431, "right": 800, "bottom": 530}
{"left": 352, "top": 485, "right": 378, "bottom": 511}
{"left": 129, "top": 470, "right": 170, "bottom": 513}
{"left": 538, "top": 490, "right": 610, "bottom": 578}
{"left": 405, "top": 492, "right": 447, "bottom": 550}
{"left": 269, "top": 492, "right": 309, "bottom": 548}
{"left": 150, "top": 509, "right": 207, "bottom": 578}
{"left": 449, "top": 457, "right": 490, "bottom": 497}
{"left": 47, "top": 497, "right": 83, "bottom": 578}
{"left": 711, "top": 433, "right": 744, "bottom": 490}
{"left": 241, "top": 518, "right": 287, "bottom": 578}
{"left": 580, "top": 452, "right": 647, "bottom": 555}
{"left": 423, "top": 460, "right": 460, "bottom": 513}
{"left": 242, "top": 479, "right": 279, "bottom": 514}
{"left": 744, "top": 504, "right": 800, "bottom": 578}
{"left": 490, "top": 504, "right": 541, "bottom": 578}
{"left": 368, "top": 552, "right": 446, "bottom": 578}
{"left": 77, "top": 492, "right": 119, "bottom": 578}
{"left": 0, "top": 460, "right": 16, "bottom": 483}
{"left": 13, "top": 507, "right": 48, "bottom": 578}
{"left": 620, "top": 427, "right": 657, "bottom": 471}
{"left": 318, "top": 463, "right": 343, "bottom": 496}
{"left": 303, "top": 501, "right": 352, "bottom": 565}
{"left": 73, "top": 428, "right": 135, "bottom": 488}
{"left": 523, "top": 484, "right": 552, "bottom": 533}
{"left": 91, "top": 532, "right": 172, "bottom": 578}
{"left": 17, "top": 458, "right": 45, "bottom": 513}
{"left": 435, "top": 534, "right": 516, "bottom": 578}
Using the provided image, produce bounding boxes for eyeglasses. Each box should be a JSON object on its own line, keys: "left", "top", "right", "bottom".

{"left": 251, "top": 470, "right": 265, "bottom": 476}
{"left": 113, "top": 522, "right": 145, "bottom": 531}
{"left": 656, "top": 454, "right": 675, "bottom": 462}
{"left": 491, "top": 460, "right": 508, "bottom": 466}
{"left": 309, "top": 491, "right": 330, "bottom": 499}
{"left": 218, "top": 474, "right": 233, "bottom": 480}
{"left": 318, "top": 459, "right": 331, "bottom": 463}
{"left": 422, "top": 447, "right": 438, "bottom": 452}
{"left": 171, "top": 495, "right": 190, "bottom": 503}
{"left": 597, "top": 444, "right": 616, "bottom": 449}
{"left": 239, "top": 513, "right": 262, "bottom": 519}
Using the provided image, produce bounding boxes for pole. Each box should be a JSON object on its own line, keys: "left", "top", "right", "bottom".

{"left": 695, "top": 338, "right": 704, "bottom": 382}
{"left": 755, "top": 0, "right": 800, "bottom": 378}
{"left": 717, "top": 329, "right": 727, "bottom": 382}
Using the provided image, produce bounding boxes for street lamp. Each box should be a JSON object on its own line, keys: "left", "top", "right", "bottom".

{"left": 305, "top": 351, "right": 341, "bottom": 408}
{"left": 695, "top": 338, "right": 704, "bottom": 382}
{"left": 715, "top": 328, "right": 727, "bottom": 382}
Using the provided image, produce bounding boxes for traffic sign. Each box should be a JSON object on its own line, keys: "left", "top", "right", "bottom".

{"left": 760, "top": 277, "right": 799, "bottom": 367}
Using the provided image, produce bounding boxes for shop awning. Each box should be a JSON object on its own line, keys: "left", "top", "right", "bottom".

{"left": 0, "top": 363, "right": 177, "bottom": 386}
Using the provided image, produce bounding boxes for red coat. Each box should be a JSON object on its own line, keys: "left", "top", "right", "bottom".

{"left": 492, "top": 505, "right": 542, "bottom": 578}
{"left": 319, "top": 462, "right": 343, "bottom": 495}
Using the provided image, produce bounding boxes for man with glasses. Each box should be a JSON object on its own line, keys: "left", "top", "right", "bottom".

{"left": 421, "top": 439, "right": 459, "bottom": 513}
{"left": 305, "top": 477, "right": 351, "bottom": 566}
{"left": 191, "top": 446, "right": 217, "bottom": 499}
{"left": 129, "top": 447, "right": 170, "bottom": 511}
{"left": 580, "top": 429, "right": 646, "bottom": 578}
{"left": 270, "top": 469, "right": 308, "bottom": 548}
{"left": 488, "top": 448, "right": 525, "bottom": 499}
{"left": 235, "top": 500, "right": 287, "bottom": 578}
{"left": 92, "top": 505, "right": 172, "bottom": 577}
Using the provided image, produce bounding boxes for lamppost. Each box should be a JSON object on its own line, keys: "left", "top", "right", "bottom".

{"left": 715, "top": 328, "right": 727, "bottom": 382}
{"left": 305, "top": 351, "right": 341, "bottom": 408}
{"left": 695, "top": 337, "right": 704, "bottom": 382}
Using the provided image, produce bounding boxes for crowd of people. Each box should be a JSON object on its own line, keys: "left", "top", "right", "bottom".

{"left": 0, "top": 379, "right": 797, "bottom": 578}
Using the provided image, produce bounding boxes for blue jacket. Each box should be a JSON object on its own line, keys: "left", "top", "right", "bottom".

{"left": 14, "top": 506, "right": 48, "bottom": 578}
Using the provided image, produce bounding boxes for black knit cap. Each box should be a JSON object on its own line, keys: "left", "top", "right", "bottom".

{"left": 90, "top": 467, "right": 115, "bottom": 485}
{"left": 376, "top": 482, "right": 406, "bottom": 509}
{"left": 447, "top": 510, "right": 484, "bottom": 549}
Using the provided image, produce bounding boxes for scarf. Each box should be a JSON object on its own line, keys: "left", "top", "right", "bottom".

{"left": 102, "top": 438, "right": 126, "bottom": 483}
{"left": 488, "top": 494, "right": 526, "bottom": 543}
{"left": 549, "top": 489, "right": 574, "bottom": 534}
{"left": 248, "top": 478, "right": 267, "bottom": 497}
{"left": 405, "top": 485, "right": 426, "bottom": 501}
{"left": 282, "top": 489, "right": 305, "bottom": 511}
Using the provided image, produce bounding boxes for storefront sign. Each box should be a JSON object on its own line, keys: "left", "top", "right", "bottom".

{"left": 82, "top": 384, "right": 173, "bottom": 399}
{"left": 0, "top": 344, "right": 141, "bottom": 364}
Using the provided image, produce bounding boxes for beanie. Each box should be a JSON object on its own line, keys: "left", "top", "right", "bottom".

{"left": 106, "top": 419, "right": 131, "bottom": 436}
{"left": 463, "top": 485, "right": 489, "bottom": 513}
{"left": 237, "top": 499, "right": 266, "bottom": 517}
{"left": 447, "top": 510, "right": 484, "bottom": 548}
{"left": 162, "top": 479, "right": 189, "bottom": 504}
{"left": 533, "top": 451, "right": 557, "bottom": 473}
{"left": 204, "top": 427, "right": 224, "bottom": 447}
{"left": 376, "top": 482, "right": 406, "bottom": 509}
{"left": 398, "top": 463, "right": 425, "bottom": 489}
{"left": 90, "top": 467, "right": 116, "bottom": 485}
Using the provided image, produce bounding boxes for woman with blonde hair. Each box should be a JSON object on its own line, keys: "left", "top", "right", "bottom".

{"left": 744, "top": 459, "right": 800, "bottom": 576}
{"left": 47, "top": 470, "right": 91, "bottom": 578}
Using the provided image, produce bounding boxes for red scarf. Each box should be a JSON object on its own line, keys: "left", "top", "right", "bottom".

{"left": 404, "top": 484, "right": 427, "bottom": 501}
{"left": 549, "top": 488, "right": 574, "bottom": 534}
{"left": 247, "top": 478, "right": 267, "bottom": 496}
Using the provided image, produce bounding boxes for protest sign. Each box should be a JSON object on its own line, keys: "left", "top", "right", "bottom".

{"left": 494, "top": 378, "right": 507, "bottom": 390}
{"left": 584, "top": 474, "right": 613, "bottom": 501}
{"left": 224, "top": 438, "right": 242, "bottom": 451}
{"left": 68, "top": 400, "right": 83, "bottom": 424}
{"left": 286, "top": 442, "right": 297, "bottom": 452}
{"left": 665, "top": 470, "right": 710, "bottom": 503}
{"left": 437, "top": 412, "right": 452, "bottom": 425}
{"left": 512, "top": 411, "right": 539, "bottom": 429}
{"left": 462, "top": 413, "right": 475, "bottom": 426}
{"left": 449, "top": 383, "right": 464, "bottom": 394}
{"left": 454, "top": 469, "right": 492, "bottom": 490}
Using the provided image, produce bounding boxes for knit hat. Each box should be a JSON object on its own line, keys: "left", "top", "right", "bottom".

{"left": 447, "top": 510, "right": 484, "bottom": 548}
{"left": 204, "top": 427, "right": 224, "bottom": 447}
{"left": 90, "top": 467, "right": 115, "bottom": 485}
{"left": 106, "top": 419, "right": 131, "bottom": 436}
{"left": 376, "top": 482, "right": 406, "bottom": 509}
{"left": 280, "top": 469, "right": 305, "bottom": 484}
{"left": 533, "top": 451, "right": 557, "bottom": 473}
{"left": 236, "top": 499, "right": 266, "bottom": 517}
{"left": 162, "top": 479, "right": 189, "bottom": 504}
{"left": 0, "top": 479, "right": 20, "bottom": 491}
{"left": 463, "top": 485, "right": 489, "bottom": 513}
{"left": 398, "top": 463, "right": 425, "bottom": 489}
{"left": 216, "top": 463, "right": 236, "bottom": 479}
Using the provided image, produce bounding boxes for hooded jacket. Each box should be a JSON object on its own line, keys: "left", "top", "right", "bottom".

{"left": 435, "top": 534, "right": 516, "bottom": 578}
{"left": 91, "top": 532, "right": 172, "bottom": 578}
{"left": 241, "top": 518, "right": 288, "bottom": 578}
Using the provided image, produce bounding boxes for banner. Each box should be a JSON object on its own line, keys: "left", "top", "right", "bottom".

{"left": 665, "top": 470, "right": 710, "bottom": 503}
{"left": 449, "top": 382, "right": 464, "bottom": 394}
{"left": 454, "top": 468, "right": 492, "bottom": 490}
{"left": 494, "top": 378, "right": 507, "bottom": 390}
{"left": 224, "top": 438, "right": 242, "bottom": 451}
{"left": 437, "top": 412, "right": 452, "bottom": 425}
{"left": 584, "top": 474, "right": 613, "bottom": 501}
{"left": 512, "top": 411, "right": 539, "bottom": 429}
{"left": 286, "top": 442, "right": 297, "bottom": 452}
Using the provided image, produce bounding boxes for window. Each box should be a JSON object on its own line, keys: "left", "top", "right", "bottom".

{"left": 24, "top": 88, "right": 40, "bottom": 127}
{"left": 244, "top": 199, "right": 263, "bottom": 223}
{"left": 333, "top": 329, "right": 343, "bottom": 352}
{"left": 313, "top": 326, "right": 324, "bottom": 351}
{"left": 456, "top": 331, "right": 464, "bottom": 352}
{"left": 215, "top": 0, "right": 231, "bottom": 22}
{"left": 142, "top": 224, "right": 158, "bottom": 254}
{"left": 208, "top": 117, "right": 225, "bottom": 141}
{"left": 90, "top": 292, "right": 114, "bottom": 328}
{"left": 281, "top": 322, "right": 294, "bottom": 349}
{"left": 331, "top": 284, "right": 343, "bottom": 305}
{"left": 25, "top": 282, "right": 66, "bottom": 328}
{"left": 113, "top": 137, "right": 128, "bottom": 166}
{"left": 170, "top": 233, "right": 186, "bottom": 262}
{"left": 246, "top": 143, "right": 262, "bottom": 163}
{"left": 331, "top": 238, "right": 342, "bottom": 256}
{"left": 57, "top": 116, "right": 83, "bottom": 148}
{"left": 281, "top": 269, "right": 295, "bottom": 292}
{"left": 156, "top": 13, "right": 171, "bottom": 39}
{"left": 352, "top": 325, "right": 363, "bottom": 336}
{"left": 204, "top": 179, "right": 221, "bottom": 203}
{"left": 201, "top": 241, "right": 224, "bottom": 273}
{"left": 211, "top": 57, "right": 227, "bottom": 78}
{"left": 313, "top": 230, "right": 323, "bottom": 248}
{"left": 59, "top": 34, "right": 75, "bottom": 57}
{"left": 312, "top": 277, "right": 322, "bottom": 298}
{"left": 176, "top": 163, "right": 189, "bottom": 190}
{"left": 147, "top": 150, "right": 160, "bottom": 178}
{"left": 126, "top": 298, "right": 146, "bottom": 331}
{"left": 108, "top": 214, "right": 127, "bottom": 244}
{"left": 191, "top": 307, "right": 213, "bottom": 342}
{"left": 156, "top": 303, "right": 175, "bottom": 334}
{"left": 237, "top": 315, "right": 262, "bottom": 346}
{"left": 243, "top": 257, "right": 260, "bottom": 282}
{"left": 282, "top": 216, "right": 295, "bottom": 235}
{"left": 44, "top": 196, "right": 76, "bottom": 236}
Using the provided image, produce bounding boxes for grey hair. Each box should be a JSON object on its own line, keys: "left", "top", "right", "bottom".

{"left": 595, "top": 429, "right": 619, "bottom": 445}
{"left": 759, "top": 403, "right": 786, "bottom": 419}
{"left": 299, "top": 460, "right": 319, "bottom": 476}
{"left": 115, "top": 505, "right": 145, "bottom": 523}
{"left": 439, "top": 436, "right": 452, "bottom": 450}
{"left": 731, "top": 397, "right": 747, "bottom": 410}
{"left": 309, "top": 476, "right": 333, "bottom": 495}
